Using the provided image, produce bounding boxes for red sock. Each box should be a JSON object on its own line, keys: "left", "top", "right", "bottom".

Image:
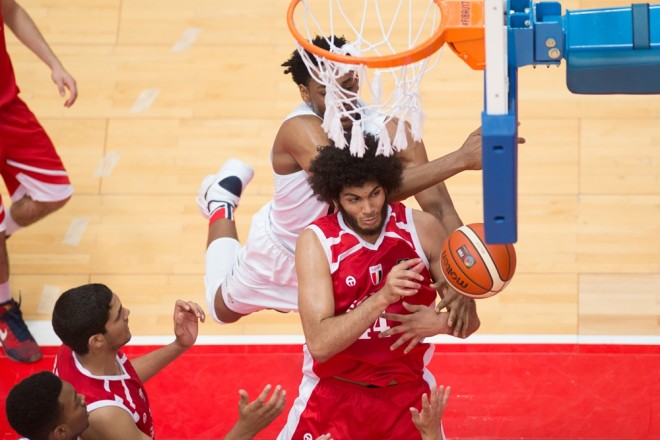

{"left": 209, "top": 203, "right": 234, "bottom": 225}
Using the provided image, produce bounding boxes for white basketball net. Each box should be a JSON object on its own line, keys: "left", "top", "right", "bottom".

{"left": 292, "top": 0, "right": 444, "bottom": 156}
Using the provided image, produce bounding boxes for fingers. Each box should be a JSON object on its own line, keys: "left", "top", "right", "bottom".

{"left": 435, "top": 288, "right": 457, "bottom": 314}
{"left": 174, "top": 300, "right": 206, "bottom": 322}
{"left": 237, "top": 389, "right": 249, "bottom": 408}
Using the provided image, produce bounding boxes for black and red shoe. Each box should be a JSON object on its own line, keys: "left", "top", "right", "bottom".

{"left": 0, "top": 298, "right": 42, "bottom": 363}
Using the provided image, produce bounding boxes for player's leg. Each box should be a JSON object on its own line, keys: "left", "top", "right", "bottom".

{"left": 1, "top": 99, "right": 72, "bottom": 236}
{"left": 0, "top": 98, "right": 72, "bottom": 363}
{"left": 198, "top": 159, "right": 254, "bottom": 323}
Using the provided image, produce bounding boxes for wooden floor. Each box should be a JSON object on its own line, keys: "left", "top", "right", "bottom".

{"left": 4, "top": 0, "right": 659, "bottom": 339}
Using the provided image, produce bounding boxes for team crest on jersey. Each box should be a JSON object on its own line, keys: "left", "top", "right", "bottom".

{"left": 369, "top": 264, "right": 383, "bottom": 285}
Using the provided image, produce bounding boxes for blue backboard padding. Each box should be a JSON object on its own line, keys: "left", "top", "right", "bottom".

{"left": 481, "top": 112, "right": 518, "bottom": 244}
{"left": 567, "top": 50, "right": 660, "bottom": 93}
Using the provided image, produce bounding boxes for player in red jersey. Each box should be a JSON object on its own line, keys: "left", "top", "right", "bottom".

{"left": 0, "top": 0, "right": 78, "bottom": 363}
{"left": 278, "top": 134, "right": 480, "bottom": 440}
{"left": 52, "top": 283, "right": 287, "bottom": 440}
{"left": 6, "top": 371, "right": 89, "bottom": 440}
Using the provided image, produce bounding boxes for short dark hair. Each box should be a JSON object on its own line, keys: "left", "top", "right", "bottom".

{"left": 52, "top": 283, "right": 113, "bottom": 354}
{"left": 308, "top": 133, "right": 403, "bottom": 204}
{"left": 6, "top": 371, "right": 63, "bottom": 440}
{"left": 282, "top": 35, "right": 349, "bottom": 86}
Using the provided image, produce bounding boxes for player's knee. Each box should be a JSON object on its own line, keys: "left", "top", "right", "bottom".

{"left": 211, "top": 287, "right": 243, "bottom": 324}
{"left": 36, "top": 196, "right": 70, "bottom": 217}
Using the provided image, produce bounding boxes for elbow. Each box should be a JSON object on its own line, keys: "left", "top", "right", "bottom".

{"left": 306, "top": 341, "right": 332, "bottom": 363}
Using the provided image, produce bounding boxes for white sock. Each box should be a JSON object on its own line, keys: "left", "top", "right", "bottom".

{"left": 5, "top": 211, "right": 22, "bottom": 235}
{"left": 204, "top": 237, "right": 241, "bottom": 322}
{"left": 0, "top": 281, "right": 11, "bottom": 303}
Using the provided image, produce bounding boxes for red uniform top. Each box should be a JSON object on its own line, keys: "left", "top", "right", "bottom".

{"left": 54, "top": 345, "right": 155, "bottom": 439}
{"left": 0, "top": 9, "right": 20, "bottom": 108}
{"left": 304, "top": 202, "right": 436, "bottom": 387}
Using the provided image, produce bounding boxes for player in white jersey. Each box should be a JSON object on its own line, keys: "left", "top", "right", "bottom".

{"left": 278, "top": 133, "right": 479, "bottom": 439}
{"left": 199, "top": 36, "right": 483, "bottom": 337}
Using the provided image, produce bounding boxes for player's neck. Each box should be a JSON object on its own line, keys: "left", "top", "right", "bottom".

{"left": 76, "top": 349, "right": 123, "bottom": 376}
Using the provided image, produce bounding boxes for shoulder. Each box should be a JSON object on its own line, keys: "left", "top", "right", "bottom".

{"left": 410, "top": 208, "right": 445, "bottom": 244}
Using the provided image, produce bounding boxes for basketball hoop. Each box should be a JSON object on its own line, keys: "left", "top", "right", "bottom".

{"left": 287, "top": 0, "right": 485, "bottom": 156}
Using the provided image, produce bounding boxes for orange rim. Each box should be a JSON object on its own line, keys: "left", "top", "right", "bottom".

{"left": 287, "top": 0, "right": 448, "bottom": 68}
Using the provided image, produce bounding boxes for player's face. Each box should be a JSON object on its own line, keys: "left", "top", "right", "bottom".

{"left": 56, "top": 380, "right": 89, "bottom": 439}
{"left": 301, "top": 71, "right": 359, "bottom": 128}
{"left": 337, "top": 181, "right": 388, "bottom": 243}
{"left": 104, "top": 294, "right": 132, "bottom": 349}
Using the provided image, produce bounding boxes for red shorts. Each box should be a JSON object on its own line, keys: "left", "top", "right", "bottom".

{"left": 0, "top": 97, "right": 72, "bottom": 223}
{"left": 279, "top": 375, "right": 439, "bottom": 440}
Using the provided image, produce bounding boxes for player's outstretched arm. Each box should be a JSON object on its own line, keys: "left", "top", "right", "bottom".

{"left": 131, "top": 300, "right": 205, "bottom": 383}
{"left": 1, "top": 0, "right": 78, "bottom": 106}
{"left": 223, "top": 384, "right": 286, "bottom": 440}
{"left": 411, "top": 385, "right": 451, "bottom": 440}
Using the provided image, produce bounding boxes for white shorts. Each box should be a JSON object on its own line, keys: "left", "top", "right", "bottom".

{"left": 221, "top": 203, "right": 299, "bottom": 315}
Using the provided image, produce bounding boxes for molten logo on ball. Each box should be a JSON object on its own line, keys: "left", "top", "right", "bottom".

{"left": 441, "top": 249, "right": 469, "bottom": 290}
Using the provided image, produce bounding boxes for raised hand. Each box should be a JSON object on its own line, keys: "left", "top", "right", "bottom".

{"left": 411, "top": 385, "right": 451, "bottom": 440}
{"left": 173, "top": 300, "right": 205, "bottom": 349}
{"left": 224, "top": 384, "right": 287, "bottom": 440}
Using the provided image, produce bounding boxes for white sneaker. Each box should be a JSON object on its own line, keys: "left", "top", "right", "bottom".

{"left": 197, "top": 158, "right": 254, "bottom": 218}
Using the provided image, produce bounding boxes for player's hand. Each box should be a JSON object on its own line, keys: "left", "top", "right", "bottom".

{"left": 411, "top": 385, "right": 451, "bottom": 440}
{"left": 227, "top": 384, "right": 286, "bottom": 439}
{"left": 458, "top": 127, "right": 483, "bottom": 170}
{"left": 379, "top": 258, "right": 426, "bottom": 305}
{"left": 380, "top": 302, "right": 444, "bottom": 353}
{"left": 173, "top": 300, "right": 205, "bottom": 349}
{"left": 51, "top": 64, "right": 78, "bottom": 107}
{"left": 460, "top": 125, "right": 526, "bottom": 171}
{"left": 433, "top": 282, "right": 473, "bottom": 338}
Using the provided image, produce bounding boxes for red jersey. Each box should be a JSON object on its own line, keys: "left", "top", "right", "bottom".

{"left": 0, "top": 9, "right": 20, "bottom": 108}
{"left": 304, "top": 202, "right": 436, "bottom": 386}
{"left": 54, "top": 345, "right": 155, "bottom": 439}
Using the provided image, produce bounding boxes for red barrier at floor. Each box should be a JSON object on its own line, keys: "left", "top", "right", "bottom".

{"left": 2, "top": 344, "right": 659, "bottom": 439}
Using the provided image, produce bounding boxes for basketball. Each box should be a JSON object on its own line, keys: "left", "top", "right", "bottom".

{"left": 440, "top": 223, "right": 516, "bottom": 298}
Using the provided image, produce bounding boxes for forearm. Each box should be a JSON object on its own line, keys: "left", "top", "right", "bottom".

{"left": 306, "top": 292, "right": 390, "bottom": 362}
{"left": 131, "top": 341, "right": 188, "bottom": 383}
{"left": 223, "top": 424, "right": 255, "bottom": 440}
{"left": 392, "top": 149, "right": 468, "bottom": 201}
{"left": 413, "top": 182, "right": 463, "bottom": 234}
{"left": 3, "top": 4, "right": 62, "bottom": 69}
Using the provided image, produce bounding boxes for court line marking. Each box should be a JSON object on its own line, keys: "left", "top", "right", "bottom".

{"left": 36, "top": 285, "right": 61, "bottom": 315}
{"left": 25, "top": 320, "right": 660, "bottom": 346}
{"left": 94, "top": 151, "right": 121, "bottom": 177}
{"left": 171, "top": 27, "right": 203, "bottom": 52}
{"left": 131, "top": 88, "right": 160, "bottom": 113}
{"left": 62, "top": 217, "right": 89, "bottom": 247}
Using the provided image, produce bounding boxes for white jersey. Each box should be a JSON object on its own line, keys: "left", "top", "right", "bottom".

{"left": 208, "top": 104, "right": 331, "bottom": 317}
{"left": 270, "top": 103, "right": 331, "bottom": 253}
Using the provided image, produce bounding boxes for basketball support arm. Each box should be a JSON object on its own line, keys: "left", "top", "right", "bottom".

{"left": 458, "top": 1, "right": 660, "bottom": 243}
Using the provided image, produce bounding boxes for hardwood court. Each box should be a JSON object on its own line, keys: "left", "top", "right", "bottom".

{"left": 2, "top": 0, "right": 658, "bottom": 341}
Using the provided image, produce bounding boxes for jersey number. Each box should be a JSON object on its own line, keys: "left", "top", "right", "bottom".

{"left": 359, "top": 317, "right": 391, "bottom": 340}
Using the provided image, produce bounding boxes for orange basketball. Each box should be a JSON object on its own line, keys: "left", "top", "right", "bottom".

{"left": 440, "top": 223, "right": 516, "bottom": 298}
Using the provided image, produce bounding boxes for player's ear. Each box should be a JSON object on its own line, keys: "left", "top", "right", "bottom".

{"left": 299, "top": 84, "right": 310, "bottom": 103}
{"left": 88, "top": 333, "right": 105, "bottom": 349}
{"left": 52, "top": 423, "right": 67, "bottom": 440}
